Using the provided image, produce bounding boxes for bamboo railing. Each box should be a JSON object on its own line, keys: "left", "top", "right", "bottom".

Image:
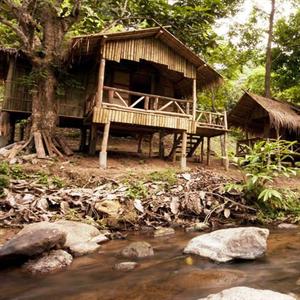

{"left": 103, "top": 86, "right": 192, "bottom": 117}
{"left": 195, "top": 109, "right": 227, "bottom": 130}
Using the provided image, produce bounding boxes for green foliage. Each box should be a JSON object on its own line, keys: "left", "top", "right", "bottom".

{"left": 0, "top": 161, "right": 25, "bottom": 179}
{"left": 0, "top": 175, "right": 9, "bottom": 195}
{"left": 125, "top": 181, "right": 148, "bottom": 199}
{"left": 36, "top": 171, "right": 65, "bottom": 188}
{"left": 227, "top": 139, "right": 299, "bottom": 219}
{"left": 272, "top": 8, "right": 300, "bottom": 105}
{"left": 148, "top": 169, "right": 177, "bottom": 185}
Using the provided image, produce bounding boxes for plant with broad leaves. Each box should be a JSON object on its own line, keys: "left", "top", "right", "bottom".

{"left": 226, "top": 139, "right": 299, "bottom": 218}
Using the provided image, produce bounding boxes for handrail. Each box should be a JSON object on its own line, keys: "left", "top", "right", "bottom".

{"left": 195, "top": 109, "right": 227, "bottom": 129}
{"left": 103, "top": 85, "right": 192, "bottom": 116}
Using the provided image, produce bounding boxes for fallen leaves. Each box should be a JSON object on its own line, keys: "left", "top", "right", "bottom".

{"left": 0, "top": 168, "right": 256, "bottom": 229}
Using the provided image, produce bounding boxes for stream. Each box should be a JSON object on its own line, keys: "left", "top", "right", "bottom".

{"left": 0, "top": 229, "right": 299, "bottom": 300}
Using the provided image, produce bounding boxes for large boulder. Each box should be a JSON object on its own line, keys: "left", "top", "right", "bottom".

{"left": 23, "top": 249, "right": 73, "bottom": 274}
{"left": 53, "top": 220, "right": 107, "bottom": 256}
{"left": 121, "top": 241, "right": 154, "bottom": 258}
{"left": 198, "top": 286, "right": 296, "bottom": 300}
{"left": 0, "top": 226, "right": 66, "bottom": 266}
{"left": 0, "top": 221, "right": 108, "bottom": 265}
{"left": 184, "top": 227, "right": 269, "bottom": 262}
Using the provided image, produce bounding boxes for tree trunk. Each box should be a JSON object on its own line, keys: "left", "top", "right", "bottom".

{"left": 264, "top": 0, "right": 275, "bottom": 98}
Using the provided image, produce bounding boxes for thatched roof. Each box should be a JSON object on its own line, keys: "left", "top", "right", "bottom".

{"left": 69, "top": 27, "right": 223, "bottom": 90}
{"left": 228, "top": 92, "right": 300, "bottom": 135}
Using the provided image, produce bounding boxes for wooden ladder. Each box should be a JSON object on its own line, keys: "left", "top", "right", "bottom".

{"left": 168, "top": 134, "right": 203, "bottom": 160}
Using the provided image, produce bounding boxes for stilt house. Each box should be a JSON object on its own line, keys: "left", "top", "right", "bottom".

{"left": 0, "top": 27, "right": 229, "bottom": 168}
{"left": 228, "top": 92, "right": 300, "bottom": 156}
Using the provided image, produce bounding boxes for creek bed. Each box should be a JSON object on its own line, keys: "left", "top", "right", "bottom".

{"left": 0, "top": 229, "right": 299, "bottom": 300}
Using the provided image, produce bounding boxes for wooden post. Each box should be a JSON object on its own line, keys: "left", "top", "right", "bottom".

{"left": 89, "top": 124, "right": 98, "bottom": 155}
{"left": 137, "top": 134, "right": 143, "bottom": 154}
{"left": 206, "top": 137, "right": 211, "bottom": 166}
{"left": 108, "top": 89, "right": 114, "bottom": 103}
{"left": 200, "top": 139, "right": 204, "bottom": 163}
{"left": 99, "top": 122, "right": 111, "bottom": 169}
{"left": 159, "top": 131, "right": 165, "bottom": 159}
{"left": 144, "top": 96, "right": 149, "bottom": 110}
{"left": 149, "top": 134, "right": 154, "bottom": 158}
{"left": 79, "top": 127, "right": 87, "bottom": 152}
{"left": 4, "top": 58, "right": 15, "bottom": 102}
{"left": 181, "top": 131, "right": 187, "bottom": 169}
{"left": 192, "top": 78, "right": 197, "bottom": 119}
{"left": 95, "top": 58, "right": 106, "bottom": 107}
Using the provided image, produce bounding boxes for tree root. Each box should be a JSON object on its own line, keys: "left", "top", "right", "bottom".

{"left": 0, "top": 131, "right": 73, "bottom": 160}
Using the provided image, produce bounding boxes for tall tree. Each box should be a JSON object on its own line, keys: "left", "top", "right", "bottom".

{"left": 264, "top": 0, "right": 275, "bottom": 98}
{"left": 0, "top": 0, "right": 81, "bottom": 157}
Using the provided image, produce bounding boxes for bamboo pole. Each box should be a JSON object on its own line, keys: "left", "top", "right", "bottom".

{"left": 206, "top": 137, "right": 211, "bottom": 166}
{"left": 223, "top": 111, "right": 229, "bottom": 170}
{"left": 192, "top": 78, "right": 197, "bottom": 119}
{"left": 99, "top": 122, "right": 111, "bottom": 169}
{"left": 137, "top": 134, "right": 143, "bottom": 154}
{"left": 149, "top": 133, "right": 154, "bottom": 158}
{"left": 181, "top": 131, "right": 187, "bottom": 169}
{"left": 95, "top": 58, "right": 106, "bottom": 107}
{"left": 159, "top": 131, "right": 165, "bottom": 159}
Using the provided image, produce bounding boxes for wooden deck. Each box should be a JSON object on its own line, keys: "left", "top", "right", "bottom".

{"left": 92, "top": 86, "right": 228, "bottom": 135}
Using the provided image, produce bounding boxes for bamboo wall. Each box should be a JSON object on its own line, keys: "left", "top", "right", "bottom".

{"left": 93, "top": 106, "right": 192, "bottom": 131}
{"left": 103, "top": 38, "right": 196, "bottom": 79}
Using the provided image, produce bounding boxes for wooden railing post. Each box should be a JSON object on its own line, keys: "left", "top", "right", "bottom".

{"left": 186, "top": 102, "right": 190, "bottom": 114}
{"left": 192, "top": 78, "right": 197, "bottom": 120}
{"left": 144, "top": 96, "right": 149, "bottom": 110}
{"left": 108, "top": 89, "right": 114, "bottom": 103}
{"left": 154, "top": 97, "right": 159, "bottom": 110}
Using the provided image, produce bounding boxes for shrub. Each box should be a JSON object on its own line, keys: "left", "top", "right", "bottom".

{"left": 226, "top": 139, "right": 299, "bottom": 219}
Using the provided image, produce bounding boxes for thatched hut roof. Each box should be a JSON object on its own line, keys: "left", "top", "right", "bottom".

{"left": 0, "top": 47, "right": 19, "bottom": 80}
{"left": 69, "top": 27, "right": 223, "bottom": 90}
{"left": 228, "top": 92, "right": 300, "bottom": 135}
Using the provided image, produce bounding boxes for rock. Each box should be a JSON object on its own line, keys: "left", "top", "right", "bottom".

{"left": 121, "top": 241, "right": 154, "bottom": 258}
{"left": 23, "top": 250, "right": 73, "bottom": 274}
{"left": 278, "top": 223, "right": 298, "bottom": 229}
{"left": 94, "top": 200, "right": 121, "bottom": 218}
{"left": 53, "top": 221, "right": 106, "bottom": 256}
{"left": 184, "top": 227, "right": 269, "bottom": 262}
{"left": 114, "top": 261, "right": 138, "bottom": 271}
{"left": 154, "top": 227, "right": 175, "bottom": 237}
{"left": 3, "top": 220, "right": 107, "bottom": 259}
{"left": 69, "top": 241, "right": 101, "bottom": 257}
{"left": 198, "top": 286, "right": 296, "bottom": 300}
{"left": 0, "top": 227, "right": 66, "bottom": 265}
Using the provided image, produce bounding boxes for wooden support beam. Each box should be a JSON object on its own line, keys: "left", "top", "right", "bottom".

{"left": 79, "top": 127, "right": 87, "bottom": 152}
{"left": 4, "top": 58, "right": 15, "bottom": 101}
{"left": 159, "top": 131, "right": 165, "bottom": 159}
{"left": 99, "top": 122, "right": 111, "bottom": 169}
{"left": 192, "top": 78, "right": 197, "bottom": 120}
{"left": 149, "top": 133, "right": 154, "bottom": 158}
{"left": 206, "top": 137, "right": 211, "bottom": 166}
{"left": 137, "top": 134, "right": 143, "bottom": 154}
{"left": 200, "top": 139, "right": 204, "bottom": 163}
{"left": 223, "top": 132, "right": 229, "bottom": 171}
{"left": 89, "top": 124, "right": 98, "bottom": 155}
{"left": 95, "top": 58, "right": 106, "bottom": 107}
{"left": 181, "top": 131, "right": 187, "bottom": 169}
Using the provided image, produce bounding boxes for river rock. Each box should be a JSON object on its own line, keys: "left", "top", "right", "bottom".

{"left": 0, "top": 227, "right": 66, "bottom": 265}
{"left": 121, "top": 241, "right": 154, "bottom": 258}
{"left": 23, "top": 249, "right": 73, "bottom": 274}
{"left": 53, "top": 220, "right": 107, "bottom": 256}
{"left": 198, "top": 286, "right": 296, "bottom": 300}
{"left": 114, "top": 262, "right": 138, "bottom": 271}
{"left": 184, "top": 227, "right": 269, "bottom": 262}
{"left": 154, "top": 227, "right": 175, "bottom": 237}
{"left": 278, "top": 223, "right": 298, "bottom": 229}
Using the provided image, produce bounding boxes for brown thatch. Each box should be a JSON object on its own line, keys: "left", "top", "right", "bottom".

{"left": 69, "top": 27, "right": 223, "bottom": 90}
{"left": 228, "top": 92, "right": 300, "bottom": 135}
{"left": 0, "top": 47, "right": 18, "bottom": 80}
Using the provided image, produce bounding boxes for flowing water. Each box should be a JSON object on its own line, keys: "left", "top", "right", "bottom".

{"left": 0, "top": 229, "right": 300, "bottom": 300}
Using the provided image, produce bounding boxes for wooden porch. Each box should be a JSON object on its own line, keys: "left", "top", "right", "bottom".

{"left": 88, "top": 85, "right": 228, "bottom": 169}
